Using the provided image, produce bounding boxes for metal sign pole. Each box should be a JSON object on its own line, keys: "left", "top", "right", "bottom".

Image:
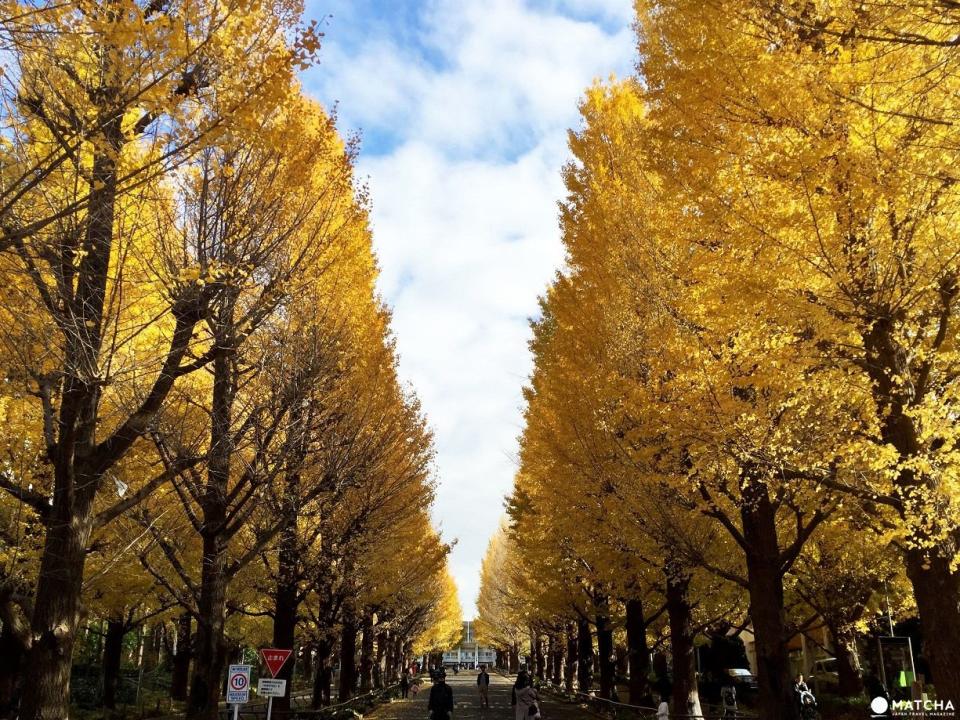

{"left": 232, "top": 704, "right": 239, "bottom": 720}
{"left": 267, "top": 696, "right": 274, "bottom": 720}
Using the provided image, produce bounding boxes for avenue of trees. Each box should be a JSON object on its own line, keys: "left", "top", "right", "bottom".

{"left": 0, "top": 2, "right": 461, "bottom": 719}
{"left": 478, "top": 3, "right": 960, "bottom": 720}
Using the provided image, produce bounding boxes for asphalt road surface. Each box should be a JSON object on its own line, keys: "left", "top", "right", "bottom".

{"left": 368, "top": 672, "right": 590, "bottom": 720}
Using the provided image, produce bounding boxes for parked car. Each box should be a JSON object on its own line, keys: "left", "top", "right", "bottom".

{"left": 721, "top": 668, "right": 759, "bottom": 701}
{"left": 810, "top": 657, "right": 839, "bottom": 691}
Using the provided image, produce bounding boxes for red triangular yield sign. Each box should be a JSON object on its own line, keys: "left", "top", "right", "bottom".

{"left": 260, "top": 648, "right": 292, "bottom": 678}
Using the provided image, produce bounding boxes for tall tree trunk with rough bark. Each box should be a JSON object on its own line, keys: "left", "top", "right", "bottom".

{"left": 385, "top": 632, "right": 396, "bottom": 683}
{"left": 565, "top": 624, "right": 577, "bottom": 693}
{"left": 862, "top": 319, "right": 960, "bottom": 704}
{"left": 741, "top": 482, "right": 799, "bottom": 720}
{"left": 595, "top": 600, "right": 616, "bottom": 700}
{"left": 359, "top": 615, "right": 374, "bottom": 691}
{"left": 533, "top": 630, "right": 546, "bottom": 681}
{"left": 625, "top": 598, "right": 652, "bottom": 705}
{"left": 546, "top": 634, "right": 555, "bottom": 683}
{"left": 301, "top": 645, "right": 313, "bottom": 685}
{"left": 102, "top": 618, "right": 126, "bottom": 709}
{"left": 828, "top": 624, "right": 863, "bottom": 697}
{"left": 665, "top": 564, "right": 701, "bottom": 719}
{"left": 171, "top": 614, "right": 192, "bottom": 702}
{"left": 903, "top": 535, "right": 960, "bottom": 700}
{"left": 271, "top": 462, "right": 302, "bottom": 714}
{"left": 188, "top": 533, "right": 229, "bottom": 719}
{"left": 374, "top": 630, "right": 387, "bottom": 688}
{"left": 339, "top": 619, "right": 358, "bottom": 700}
{"left": 577, "top": 617, "right": 593, "bottom": 693}
{"left": 551, "top": 634, "right": 564, "bottom": 686}
{"left": 187, "top": 319, "right": 237, "bottom": 720}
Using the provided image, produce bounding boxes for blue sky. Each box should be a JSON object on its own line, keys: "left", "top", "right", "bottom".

{"left": 300, "top": 0, "right": 635, "bottom": 618}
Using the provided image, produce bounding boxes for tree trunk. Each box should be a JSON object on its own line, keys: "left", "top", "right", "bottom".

{"left": 546, "top": 635, "right": 555, "bottom": 683}
{"left": 143, "top": 623, "right": 162, "bottom": 673}
{"left": 359, "top": 615, "right": 374, "bottom": 691}
{"left": 741, "top": 482, "right": 798, "bottom": 720}
{"left": 19, "top": 492, "right": 97, "bottom": 720}
{"left": 666, "top": 563, "right": 701, "bottom": 719}
{"left": 533, "top": 630, "right": 546, "bottom": 681}
{"left": 102, "top": 618, "right": 126, "bottom": 709}
{"left": 312, "top": 636, "right": 334, "bottom": 708}
{"left": 18, "top": 114, "right": 159, "bottom": 720}
{"left": 385, "top": 632, "right": 396, "bottom": 684}
{"left": 577, "top": 616, "right": 593, "bottom": 693}
{"left": 552, "top": 635, "right": 564, "bottom": 686}
{"left": 625, "top": 598, "right": 652, "bottom": 705}
{"left": 187, "top": 534, "right": 229, "bottom": 720}
{"left": 187, "top": 337, "right": 235, "bottom": 720}
{"left": 904, "top": 548, "right": 960, "bottom": 698}
{"left": 271, "top": 518, "right": 300, "bottom": 714}
{"left": 374, "top": 630, "right": 387, "bottom": 688}
{"left": 301, "top": 645, "right": 313, "bottom": 686}
{"left": 394, "top": 635, "right": 406, "bottom": 681}
{"left": 339, "top": 619, "right": 358, "bottom": 701}
{"left": 615, "top": 645, "right": 628, "bottom": 678}
{"left": 565, "top": 624, "right": 577, "bottom": 693}
{"left": 829, "top": 624, "right": 863, "bottom": 697}
{"left": 862, "top": 321, "right": 960, "bottom": 704}
{"left": 171, "top": 614, "right": 192, "bottom": 702}
{"left": 596, "top": 601, "right": 616, "bottom": 700}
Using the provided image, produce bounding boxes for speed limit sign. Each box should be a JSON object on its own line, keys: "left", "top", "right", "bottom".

{"left": 226, "top": 664, "right": 251, "bottom": 704}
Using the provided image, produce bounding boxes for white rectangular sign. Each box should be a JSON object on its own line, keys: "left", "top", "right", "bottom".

{"left": 226, "top": 664, "right": 252, "bottom": 704}
{"left": 258, "top": 678, "right": 287, "bottom": 697}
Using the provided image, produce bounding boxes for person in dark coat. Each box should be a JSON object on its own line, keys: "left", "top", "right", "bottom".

{"left": 477, "top": 665, "right": 491, "bottom": 708}
{"left": 401, "top": 669, "right": 411, "bottom": 699}
{"left": 429, "top": 670, "right": 455, "bottom": 720}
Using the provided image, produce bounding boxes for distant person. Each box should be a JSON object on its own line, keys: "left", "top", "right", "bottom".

{"left": 478, "top": 665, "right": 491, "bottom": 708}
{"left": 429, "top": 670, "right": 455, "bottom": 720}
{"left": 512, "top": 665, "right": 531, "bottom": 709}
{"left": 720, "top": 682, "right": 737, "bottom": 718}
{"left": 793, "top": 674, "right": 810, "bottom": 708}
{"left": 401, "top": 669, "right": 411, "bottom": 699}
{"left": 514, "top": 681, "right": 539, "bottom": 720}
{"left": 657, "top": 697, "right": 669, "bottom": 720}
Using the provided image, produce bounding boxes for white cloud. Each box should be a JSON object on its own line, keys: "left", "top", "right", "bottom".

{"left": 302, "top": 0, "right": 634, "bottom": 617}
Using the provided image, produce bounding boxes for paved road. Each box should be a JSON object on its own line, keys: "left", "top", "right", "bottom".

{"left": 368, "top": 672, "right": 589, "bottom": 720}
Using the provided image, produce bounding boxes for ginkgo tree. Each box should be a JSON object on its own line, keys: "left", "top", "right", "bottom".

{"left": 0, "top": 3, "right": 459, "bottom": 719}
{"left": 483, "top": 4, "right": 960, "bottom": 720}
{"left": 0, "top": 1, "right": 322, "bottom": 716}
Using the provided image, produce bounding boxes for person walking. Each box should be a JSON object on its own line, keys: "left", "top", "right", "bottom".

{"left": 720, "top": 682, "right": 737, "bottom": 718}
{"left": 793, "top": 674, "right": 809, "bottom": 708}
{"left": 512, "top": 665, "right": 531, "bottom": 711}
{"left": 401, "top": 669, "right": 411, "bottom": 699}
{"left": 429, "top": 670, "right": 455, "bottom": 720}
{"left": 477, "top": 665, "right": 491, "bottom": 708}
{"left": 656, "top": 697, "right": 669, "bottom": 720}
{"left": 514, "top": 681, "right": 539, "bottom": 720}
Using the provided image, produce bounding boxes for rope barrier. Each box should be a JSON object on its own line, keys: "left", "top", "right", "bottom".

{"left": 533, "top": 677, "right": 758, "bottom": 720}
